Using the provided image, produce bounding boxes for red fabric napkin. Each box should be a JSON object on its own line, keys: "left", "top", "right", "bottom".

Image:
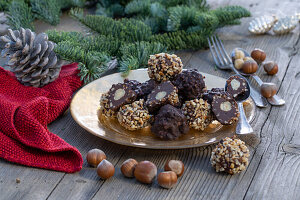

{"left": 0, "top": 63, "right": 83, "bottom": 173}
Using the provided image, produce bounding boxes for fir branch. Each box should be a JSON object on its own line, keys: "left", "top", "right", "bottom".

{"left": 119, "top": 41, "right": 167, "bottom": 73}
{"left": 71, "top": 8, "right": 152, "bottom": 43}
{"left": 54, "top": 40, "right": 111, "bottom": 84}
{"left": 47, "top": 30, "right": 84, "bottom": 44}
{"left": 125, "top": 0, "right": 151, "bottom": 16}
{"left": 0, "top": 0, "right": 12, "bottom": 11}
{"left": 211, "top": 5, "right": 251, "bottom": 27}
{"left": 7, "top": 0, "right": 34, "bottom": 30}
{"left": 30, "top": 0, "right": 61, "bottom": 25}
{"left": 151, "top": 30, "right": 211, "bottom": 50}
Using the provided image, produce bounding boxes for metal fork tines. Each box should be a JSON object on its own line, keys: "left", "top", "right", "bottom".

{"left": 207, "top": 35, "right": 268, "bottom": 108}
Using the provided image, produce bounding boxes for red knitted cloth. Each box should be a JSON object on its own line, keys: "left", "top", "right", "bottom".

{"left": 0, "top": 63, "right": 83, "bottom": 173}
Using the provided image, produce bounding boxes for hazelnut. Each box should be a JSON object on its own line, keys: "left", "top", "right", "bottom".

{"left": 263, "top": 61, "right": 278, "bottom": 75}
{"left": 234, "top": 59, "right": 244, "bottom": 70}
{"left": 243, "top": 57, "right": 254, "bottom": 62}
{"left": 234, "top": 49, "right": 245, "bottom": 60}
{"left": 86, "top": 149, "right": 107, "bottom": 167}
{"left": 260, "top": 83, "right": 277, "bottom": 98}
{"left": 251, "top": 48, "right": 266, "bottom": 63}
{"left": 121, "top": 158, "right": 138, "bottom": 178}
{"left": 97, "top": 159, "right": 115, "bottom": 180}
{"left": 164, "top": 160, "right": 184, "bottom": 177}
{"left": 157, "top": 171, "right": 177, "bottom": 189}
{"left": 134, "top": 161, "right": 157, "bottom": 184}
{"left": 242, "top": 60, "right": 258, "bottom": 74}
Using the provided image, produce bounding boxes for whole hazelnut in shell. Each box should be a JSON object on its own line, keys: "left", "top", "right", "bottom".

{"left": 263, "top": 61, "right": 278, "bottom": 75}
{"left": 86, "top": 149, "right": 107, "bottom": 167}
{"left": 134, "top": 161, "right": 157, "bottom": 184}
{"left": 157, "top": 171, "right": 178, "bottom": 189}
{"left": 251, "top": 48, "right": 266, "bottom": 63}
{"left": 260, "top": 83, "right": 277, "bottom": 98}
{"left": 164, "top": 160, "right": 184, "bottom": 177}
{"left": 97, "top": 159, "right": 115, "bottom": 180}
{"left": 121, "top": 158, "right": 138, "bottom": 178}
{"left": 242, "top": 60, "right": 258, "bottom": 74}
{"left": 234, "top": 59, "right": 244, "bottom": 70}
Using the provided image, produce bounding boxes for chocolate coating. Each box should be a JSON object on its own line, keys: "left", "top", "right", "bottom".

{"left": 201, "top": 88, "right": 225, "bottom": 104}
{"left": 139, "top": 79, "right": 158, "bottom": 100}
{"left": 151, "top": 104, "right": 189, "bottom": 140}
{"left": 106, "top": 83, "right": 137, "bottom": 112}
{"left": 146, "top": 81, "right": 180, "bottom": 113}
{"left": 226, "top": 75, "right": 248, "bottom": 98}
{"left": 211, "top": 93, "right": 239, "bottom": 125}
{"left": 172, "top": 69, "right": 206, "bottom": 101}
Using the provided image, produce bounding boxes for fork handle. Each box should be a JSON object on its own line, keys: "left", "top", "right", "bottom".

{"left": 230, "top": 65, "right": 268, "bottom": 107}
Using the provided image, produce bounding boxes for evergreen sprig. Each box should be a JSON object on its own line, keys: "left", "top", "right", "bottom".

{"left": 30, "top": 0, "right": 61, "bottom": 25}
{"left": 54, "top": 40, "right": 111, "bottom": 83}
{"left": 119, "top": 41, "right": 167, "bottom": 75}
{"left": 7, "top": 0, "right": 34, "bottom": 30}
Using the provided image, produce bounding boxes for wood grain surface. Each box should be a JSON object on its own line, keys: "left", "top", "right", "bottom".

{"left": 0, "top": 0, "right": 300, "bottom": 199}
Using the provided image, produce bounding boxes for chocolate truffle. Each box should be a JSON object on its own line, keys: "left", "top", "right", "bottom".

{"left": 151, "top": 104, "right": 189, "bottom": 140}
{"left": 148, "top": 53, "right": 183, "bottom": 82}
{"left": 172, "top": 69, "right": 206, "bottom": 101}
{"left": 146, "top": 81, "right": 180, "bottom": 113}
{"left": 138, "top": 79, "right": 157, "bottom": 100}
{"left": 211, "top": 137, "right": 250, "bottom": 174}
{"left": 117, "top": 99, "right": 152, "bottom": 131}
{"left": 123, "top": 79, "right": 143, "bottom": 97}
{"left": 100, "top": 82, "right": 137, "bottom": 117}
{"left": 226, "top": 75, "right": 248, "bottom": 98}
{"left": 211, "top": 93, "right": 239, "bottom": 125}
{"left": 201, "top": 88, "right": 225, "bottom": 104}
{"left": 182, "top": 98, "right": 213, "bottom": 131}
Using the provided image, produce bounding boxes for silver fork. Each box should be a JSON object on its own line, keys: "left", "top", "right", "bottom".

{"left": 207, "top": 35, "right": 268, "bottom": 108}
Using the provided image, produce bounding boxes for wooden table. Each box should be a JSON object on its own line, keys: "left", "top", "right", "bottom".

{"left": 1, "top": 0, "right": 300, "bottom": 199}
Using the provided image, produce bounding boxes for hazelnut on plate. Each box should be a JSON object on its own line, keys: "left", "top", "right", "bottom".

{"left": 134, "top": 161, "right": 157, "bottom": 184}
{"left": 263, "top": 61, "right": 278, "bottom": 75}
{"left": 157, "top": 171, "right": 178, "bottom": 189}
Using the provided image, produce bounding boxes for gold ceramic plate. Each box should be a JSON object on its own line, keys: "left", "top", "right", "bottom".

{"left": 70, "top": 69, "right": 255, "bottom": 149}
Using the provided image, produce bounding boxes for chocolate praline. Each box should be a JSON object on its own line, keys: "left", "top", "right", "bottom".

{"left": 151, "top": 104, "right": 189, "bottom": 140}
{"left": 146, "top": 81, "right": 180, "bottom": 113}
{"left": 172, "top": 69, "right": 206, "bottom": 101}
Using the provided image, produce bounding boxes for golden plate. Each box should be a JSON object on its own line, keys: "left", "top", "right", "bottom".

{"left": 70, "top": 69, "right": 255, "bottom": 149}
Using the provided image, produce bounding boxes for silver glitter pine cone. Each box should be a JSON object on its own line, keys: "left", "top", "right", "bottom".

{"left": 248, "top": 15, "right": 278, "bottom": 34}
{"left": 273, "top": 16, "right": 298, "bottom": 35}
{"left": 0, "top": 28, "right": 62, "bottom": 87}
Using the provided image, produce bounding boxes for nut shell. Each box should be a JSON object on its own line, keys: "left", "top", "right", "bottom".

{"left": 86, "top": 149, "right": 107, "bottom": 167}
{"left": 251, "top": 48, "right": 266, "bottom": 63}
{"left": 260, "top": 83, "right": 277, "bottom": 98}
{"left": 164, "top": 160, "right": 184, "bottom": 177}
{"left": 157, "top": 171, "right": 178, "bottom": 189}
{"left": 263, "top": 61, "right": 278, "bottom": 75}
{"left": 121, "top": 158, "right": 138, "bottom": 178}
{"left": 97, "top": 159, "right": 115, "bottom": 180}
{"left": 134, "top": 161, "right": 157, "bottom": 184}
{"left": 242, "top": 60, "right": 258, "bottom": 74}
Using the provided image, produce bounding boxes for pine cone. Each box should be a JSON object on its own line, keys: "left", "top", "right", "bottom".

{"left": 0, "top": 28, "right": 62, "bottom": 87}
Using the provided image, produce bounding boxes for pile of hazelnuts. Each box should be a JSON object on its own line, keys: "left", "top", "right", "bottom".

{"left": 233, "top": 48, "right": 279, "bottom": 98}
{"left": 86, "top": 149, "right": 184, "bottom": 189}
